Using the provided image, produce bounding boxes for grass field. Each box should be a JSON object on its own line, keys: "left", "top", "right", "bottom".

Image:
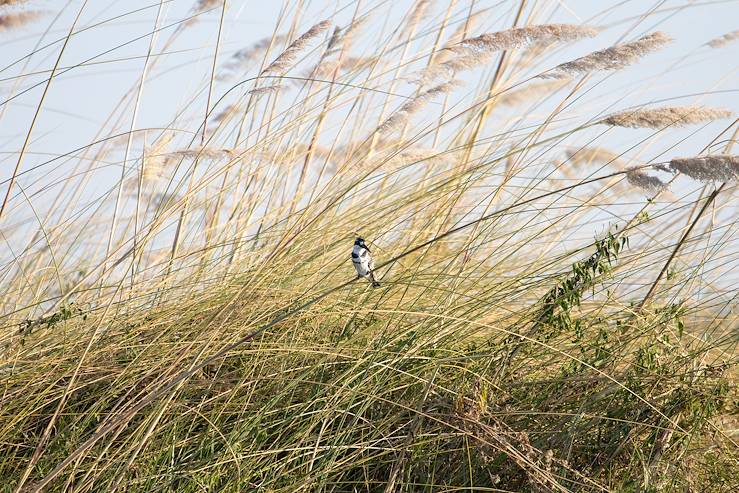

{"left": 1, "top": 1, "right": 737, "bottom": 491}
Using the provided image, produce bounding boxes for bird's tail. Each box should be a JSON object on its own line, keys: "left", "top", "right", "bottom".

{"left": 369, "top": 272, "right": 380, "bottom": 288}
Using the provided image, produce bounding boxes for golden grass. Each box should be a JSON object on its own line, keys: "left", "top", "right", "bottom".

{"left": 0, "top": 1, "right": 737, "bottom": 492}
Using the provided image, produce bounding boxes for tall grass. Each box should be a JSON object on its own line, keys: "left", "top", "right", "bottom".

{"left": 1, "top": 1, "right": 737, "bottom": 491}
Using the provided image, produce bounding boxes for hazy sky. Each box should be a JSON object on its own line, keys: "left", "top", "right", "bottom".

{"left": 1, "top": 0, "right": 737, "bottom": 221}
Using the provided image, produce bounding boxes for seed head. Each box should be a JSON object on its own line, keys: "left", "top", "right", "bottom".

{"left": 669, "top": 155, "right": 739, "bottom": 182}
{"left": 600, "top": 106, "right": 732, "bottom": 129}
{"left": 542, "top": 31, "right": 672, "bottom": 78}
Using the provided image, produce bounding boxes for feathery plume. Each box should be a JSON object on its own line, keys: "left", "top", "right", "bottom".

{"left": 341, "top": 15, "right": 369, "bottom": 50}
{"left": 268, "top": 144, "right": 333, "bottom": 167}
{"left": 248, "top": 84, "right": 283, "bottom": 96}
{"left": 706, "top": 30, "right": 739, "bottom": 48}
{"left": 261, "top": 20, "right": 331, "bottom": 75}
{"left": 542, "top": 31, "right": 672, "bottom": 79}
{"left": 324, "top": 26, "right": 343, "bottom": 54}
{"left": 124, "top": 134, "right": 176, "bottom": 190}
{"left": 600, "top": 106, "right": 732, "bottom": 129}
{"left": 304, "top": 59, "right": 341, "bottom": 80}
{"left": 565, "top": 147, "right": 622, "bottom": 168}
{"left": 229, "top": 34, "right": 288, "bottom": 65}
{"left": 516, "top": 39, "right": 557, "bottom": 68}
{"left": 212, "top": 104, "right": 240, "bottom": 123}
{"left": 381, "top": 147, "right": 456, "bottom": 170}
{"left": 141, "top": 134, "right": 176, "bottom": 181}
{"left": 430, "top": 11, "right": 484, "bottom": 66}
{"left": 193, "top": 0, "right": 220, "bottom": 13}
{"left": 417, "top": 24, "right": 596, "bottom": 84}
{"left": 401, "top": 0, "right": 432, "bottom": 37}
{"left": 300, "top": 18, "right": 369, "bottom": 83}
{"left": 0, "top": 9, "right": 43, "bottom": 31}
{"left": 625, "top": 168, "right": 665, "bottom": 192}
{"left": 449, "top": 24, "right": 598, "bottom": 55}
{"left": 303, "top": 56, "right": 371, "bottom": 81}
{"left": 323, "top": 16, "right": 370, "bottom": 60}
{"left": 668, "top": 155, "right": 739, "bottom": 182}
{"left": 169, "top": 148, "right": 237, "bottom": 160}
{"left": 446, "top": 11, "right": 483, "bottom": 46}
{"left": 377, "top": 81, "right": 460, "bottom": 134}
{"left": 497, "top": 79, "right": 572, "bottom": 107}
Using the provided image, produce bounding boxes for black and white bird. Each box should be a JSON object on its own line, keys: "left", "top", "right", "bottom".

{"left": 351, "top": 237, "right": 380, "bottom": 287}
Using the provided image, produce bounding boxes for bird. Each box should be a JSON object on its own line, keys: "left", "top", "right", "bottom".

{"left": 351, "top": 236, "right": 380, "bottom": 287}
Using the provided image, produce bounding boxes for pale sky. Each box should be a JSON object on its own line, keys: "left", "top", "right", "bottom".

{"left": 1, "top": 0, "right": 737, "bottom": 238}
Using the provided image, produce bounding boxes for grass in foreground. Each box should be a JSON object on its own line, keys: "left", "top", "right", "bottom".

{"left": 1, "top": 1, "right": 738, "bottom": 491}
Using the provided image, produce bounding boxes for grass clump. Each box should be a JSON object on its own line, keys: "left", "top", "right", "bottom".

{"left": 0, "top": 1, "right": 737, "bottom": 491}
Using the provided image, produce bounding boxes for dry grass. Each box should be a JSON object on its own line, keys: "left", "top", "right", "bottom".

{"left": 0, "top": 1, "right": 737, "bottom": 492}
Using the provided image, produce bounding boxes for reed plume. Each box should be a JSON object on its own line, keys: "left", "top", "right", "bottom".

{"left": 417, "top": 24, "right": 596, "bottom": 84}
{"left": 302, "top": 18, "right": 368, "bottom": 82}
{"left": 706, "top": 30, "right": 739, "bottom": 48}
{"left": 377, "top": 81, "right": 460, "bottom": 134}
{"left": 445, "top": 11, "right": 483, "bottom": 47}
{"left": 380, "top": 147, "right": 455, "bottom": 170}
{"left": 229, "top": 34, "right": 288, "bottom": 66}
{"left": 498, "top": 79, "right": 572, "bottom": 107}
{"left": 212, "top": 103, "right": 240, "bottom": 123}
{"left": 169, "top": 147, "right": 237, "bottom": 160}
{"left": 320, "top": 16, "right": 369, "bottom": 60}
{"left": 428, "top": 10, "right": 484, "bottom": 67}
{"left": 193, "top": 0, "right": 220, "bottom": 13}
{"left": 306, "top": 57, "right": 370, "bottom": 80}
{"left": 0, "top": 9, "right": 42, "bottom": 31}
{"left": 400, "top": 0, "right": 432, "bottom": 37}
{"left": 261, "top": 20, "right": 332, "bottom": 75}
{"left": 123, "top": 134, "right": 175, "bottom": 191}
{"left": 625, "top": 168, "right": 665, "bottom": 192}
{"left": 248, "top": 84, "right": 283, "bottom": 96}
{"left": 449, "top": 24, "right": 598, "bottom": 55}
{"left": 565, "top": 147, "right": 622, "bottom": 168}
{"left": 359, "top": 140, "right": 457, "bottom": 171}
{"left": 542, "top": 31, "right": 672, "bottom": 78}
{"left": 669, "top": 155, "right": 739, "bottom": 182}
{"left": 600, "top": 106, "right": 732, "bottom": 128}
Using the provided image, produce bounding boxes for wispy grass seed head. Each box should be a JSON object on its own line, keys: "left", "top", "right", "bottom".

{"left": 498, "top": 79, "right": 572, "bottom": 107}
{"left": 0, "top": 9, "right": 43, "bottom": 31}
{"left": 542, "top": 31, "right": 672, "bottom": 78}
{"left": 626, "top": 168, "right": 666, "bottom": 192}
{"left": 192, "top": 0, "right": 221, "bottom": 13}
{"left": 248, "top": 84, "right": 283, "bottom": 96}
{"left": 565, "top": 146, "right": 622, "bottom": 167}
{"left": 449, "top": 24, "right": 598, "bottom": 55}
{"left": 417, "top": 24, "right": 596, "bottom": 84}
{"left": 262, "top": 20, "right": 332, "bottom": 75}
{"left": 377, "top": 80, "right": 460, "bottom": 134}
{"left": 600, "top": 106, "right": 732, "bottom": 129}
{"left": 401, "top": 0, "right": 432, "bottom": 37}
{"left": 669, "top": 155, "right": 739, "bottom": 182}
{"left": 231, "top": 34, "right": 288, "bottom": 64}
{"left": 706, "top": 30, "right": 739, "bottom": 48}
